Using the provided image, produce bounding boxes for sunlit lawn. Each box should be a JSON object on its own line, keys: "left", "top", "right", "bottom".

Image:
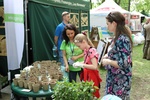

{"left": 100, "top": 44, "right": 150, "bottom": 100}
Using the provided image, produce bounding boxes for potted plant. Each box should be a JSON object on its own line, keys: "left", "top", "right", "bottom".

{"left": 51, "top": 78, "right": 99, "bottom": 100}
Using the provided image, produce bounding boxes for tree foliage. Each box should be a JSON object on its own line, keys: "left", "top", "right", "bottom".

{"left": 132, "top": 0, "right": 150, "bottom": 15}
{"left": 91, "top": 0, "right": 150, "bottom": 16}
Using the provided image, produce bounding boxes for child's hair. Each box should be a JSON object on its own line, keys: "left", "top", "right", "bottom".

{"left": 74, "top": 33, "right": 95, "bottom": 48}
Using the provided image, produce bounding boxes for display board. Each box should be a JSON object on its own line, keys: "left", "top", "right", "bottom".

{"left": 97, "top": 40, "right": 109, "bottom": 65}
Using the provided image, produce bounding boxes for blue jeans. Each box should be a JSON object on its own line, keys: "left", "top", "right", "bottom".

{"left": 58, "top": 50, "right": 64, "bottom": 66}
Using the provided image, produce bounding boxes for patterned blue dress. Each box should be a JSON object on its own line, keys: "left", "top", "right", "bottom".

{"left": 105, "top": 34, "right": 132, "bottom": 100}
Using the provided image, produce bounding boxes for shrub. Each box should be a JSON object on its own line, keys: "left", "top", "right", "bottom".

{"left": 51, "top": 79, "right": 99, "bottom": 100}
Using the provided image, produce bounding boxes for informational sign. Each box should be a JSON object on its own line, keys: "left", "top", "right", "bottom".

{"left": 97, "top": 40, "right": 109, "bottom": 65}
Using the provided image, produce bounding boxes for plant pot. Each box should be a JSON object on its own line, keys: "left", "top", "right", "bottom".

{"left": 28, "top": 81, "right": 35, "bottom": 90}
{"left": 51, "top": 74, "right": 59, "bottom": 80}
{"left": 13, "top": 78, "right": 19, "bottom": 86}
{"left": 18, "top": 80, "right": 24, "bottom": 88}
{"left": 32, "top": 83, "right": 40, "bottom": 93}
{"left": 57, "top": 72, "right": 63, "bottom": 81}
{"left": 23, "top": 80, "right": 28, "bottom": 89}
{"left": 49, "top": 79, "right": 57, "bottom": 90}
{"left": 42, "top": 81, "right": 49, "bottom": 91}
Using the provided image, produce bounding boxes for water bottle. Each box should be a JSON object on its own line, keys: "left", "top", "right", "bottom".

{"left": 52, "top": 45, "right": 57, "bottom": 57}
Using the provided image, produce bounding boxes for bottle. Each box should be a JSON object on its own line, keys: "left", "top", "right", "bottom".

{"left": 52, "top": 45, "right": 57, "bottom": 57}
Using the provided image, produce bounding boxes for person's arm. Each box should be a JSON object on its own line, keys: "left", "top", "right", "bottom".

{"left": 102, "top": 59, "right": 119, "bottom": 68}
{"left": 82, "top": 57, "right": 98, "bottom": 70}
{"left": 54, "top": 36, "right": 58, "bottom": 46}
{"left": 71, "top": 53, "right": 84, "bottom": 61}
{"left": 60, "top": 40, "right": 69, "bottom": 72}
{"left": 54, "top": 25, "right": 60, "bottom": 46}
{"left": 62, "top": 50, "right": 69, "bottom": 72}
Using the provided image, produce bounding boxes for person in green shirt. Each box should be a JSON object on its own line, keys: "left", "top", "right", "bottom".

{"left": 60, "top": 24, "right": 84, "bottom": 82}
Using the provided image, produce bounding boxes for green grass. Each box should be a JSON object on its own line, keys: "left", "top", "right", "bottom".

{"left": 100, "top": 44, "right": 150, "bottom": 100}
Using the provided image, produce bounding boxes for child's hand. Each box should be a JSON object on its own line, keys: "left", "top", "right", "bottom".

{"left": 73, "top": 62, "right": 84, "bottom": 68}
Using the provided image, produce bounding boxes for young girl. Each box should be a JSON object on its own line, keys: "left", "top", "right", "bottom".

{"left": 60, "top": 24, "right": 84, "bottom": 82}
{"left": 73, "top": 33, "right": 102, "bottom": 98}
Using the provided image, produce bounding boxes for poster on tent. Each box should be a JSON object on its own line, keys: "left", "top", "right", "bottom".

{"left": 69, "top": 13, "right": 79, "bottom": 28}
{"left": 4, "top": 0, "right": 24, "bottom": 70}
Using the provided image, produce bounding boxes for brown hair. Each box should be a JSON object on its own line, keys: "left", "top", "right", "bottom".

{"left": 62, "top": 24, "right": 79, "bottom": 44}
{"left": 106, "top": 11, "right": 133, "bottom": 47}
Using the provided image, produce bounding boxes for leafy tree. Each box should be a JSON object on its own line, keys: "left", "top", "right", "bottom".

{"left": 90, "top": 0, "right": 129, "bottom": 11}
{"left": 90, "top": 0, "right": 150, "bottom": 15}
{"left": 133, "top": 0, "right": 150, "bottom": 15}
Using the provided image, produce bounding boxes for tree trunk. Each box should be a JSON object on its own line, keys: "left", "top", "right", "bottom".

{"left": 128, "top": 0, "right": 131, "bottom": 11}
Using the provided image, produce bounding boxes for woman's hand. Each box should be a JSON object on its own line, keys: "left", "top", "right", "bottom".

{"left": 102, "top": 54, "right": 108, "bottom": 59}
{"left": 102, "top": 59, "right": 111, "bottom": 66}
{"left": 65, "top": 65, "right": 69, "bottom": 72}
{"left": 71, "top": 56, "right": 77, "bottom": 61}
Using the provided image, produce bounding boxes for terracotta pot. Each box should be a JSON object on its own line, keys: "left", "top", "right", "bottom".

{"left": 32, "top": 83, "right": 40, "bottom": 93}
{"left": 49, "top": 79, "right": 57, "bottom": 89}
{"left": 28, "top": 81, "right": 35, "bottom": 90}
{"left": 57, "top": 73, "right": 63, "bottom": 81}
{"left": 41, "top": 75, "right": 48, "bottom": 81}
{"left": 52, "top": 74, "right": 59, "bottom": 80}
{"left": 57, "top": 62, "right": 61, "bottom": 66}
{"left": 13, "top": 78, "right": 19, "bottom": 86}
{"left": 42, "top": 81, "right": 49, "bottom": 91}
{"left": 49, "top": 81, "right": 56, "bottom": 90}
{"left": 35, "top": 81, "right": 42, "bottom": 89}
{"left": 18, "top": 80, "right": 24, "bottom": 88}
{"left": 51, "top": 60, "right": 57, "bottom": 63}
{"left": 20, "top": 70, "right": 26, "bottom": 76}
{"left": 23, "top": 80, "right": 28, "bottom": 89}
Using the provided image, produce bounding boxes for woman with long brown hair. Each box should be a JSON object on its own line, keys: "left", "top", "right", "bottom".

{"left": 102, "top": 11, "right": 133, "bottom": 100}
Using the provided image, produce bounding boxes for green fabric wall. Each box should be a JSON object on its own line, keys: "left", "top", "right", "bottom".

{"left": 27, "top": 1, "right": 90, "bottom": 62}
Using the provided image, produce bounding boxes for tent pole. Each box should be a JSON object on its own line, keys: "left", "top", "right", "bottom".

{"left": 25, "top": 0, "right": 29, "bottom": 66}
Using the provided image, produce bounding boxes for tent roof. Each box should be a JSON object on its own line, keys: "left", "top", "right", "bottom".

{"left": 90, "top": 0, "right": 129, "bottom": 14}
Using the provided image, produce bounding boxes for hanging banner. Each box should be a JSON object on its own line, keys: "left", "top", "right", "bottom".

{"left": 29, "top": 0, "right": 90, "bottom": 10}
{"left": 4, "top": 0, "right": 24, "bottom": 70}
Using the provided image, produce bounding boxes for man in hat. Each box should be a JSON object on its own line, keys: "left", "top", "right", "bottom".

{"left": 54, "top": 11, "right": 70, "bottom": 66}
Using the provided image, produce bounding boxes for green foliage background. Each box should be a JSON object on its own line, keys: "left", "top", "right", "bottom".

{"left": 91, "top": 0, "right": 150, "bottom": 16}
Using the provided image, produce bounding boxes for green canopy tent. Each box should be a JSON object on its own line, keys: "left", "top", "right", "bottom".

{"left": 27, "top": 0, "right": 90, "bottom": 64}
{"left": 0, "top": 0, "right": 90, "bottom": 81}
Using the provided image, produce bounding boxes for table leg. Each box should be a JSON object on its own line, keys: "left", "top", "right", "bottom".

{"left": 46, "top": 97, "right": 53, "bottom": 100}
{"left": 32, "top": 97, "right": 36, "bottom": 100}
